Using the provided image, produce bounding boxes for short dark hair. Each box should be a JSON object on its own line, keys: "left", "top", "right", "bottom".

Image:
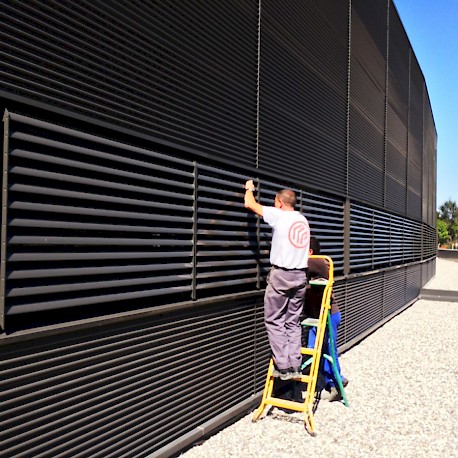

{"left": 276, "top": 189, "right": 296, "bottom": 207}
{"left": 310, "top": 236, "right": 321, "bottom": 254}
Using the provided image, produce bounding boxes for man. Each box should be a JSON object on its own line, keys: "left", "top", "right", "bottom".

{"left": 306, "top": 236, "right": 349, "bottom": 401}
{"left": 244, "top": 179, "right": 310, "bottom": 380}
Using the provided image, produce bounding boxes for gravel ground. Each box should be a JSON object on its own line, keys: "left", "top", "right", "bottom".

{"left": 180, "top": 259, "right": 458, "bottom": 458}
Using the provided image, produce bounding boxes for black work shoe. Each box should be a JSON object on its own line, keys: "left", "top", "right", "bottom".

{"left": 327, "top": 386, "right": 343, "bottom": 402}
{"left": 290, "top": 367, "right": 302, "bottom": 379}
{"left": 273, "top": 367, "right": 293, "bottom": 380}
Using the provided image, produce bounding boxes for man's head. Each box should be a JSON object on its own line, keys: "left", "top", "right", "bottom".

{"left": 309, "top": 236, "right": 321, "bottom": 255}
{"left": 274, "top": 189, "right": 296, "bottom": 210}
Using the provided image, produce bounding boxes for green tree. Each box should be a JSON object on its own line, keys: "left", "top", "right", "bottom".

{"left": 439, "top": 199, "right": 458, "bottom": 222}
{"left": 437, "top": 219, "right": 449, "bottom": 246}
{"left": 437, "top": 199, "right": 458, "bottom": 244}
{"left": 451, "top": 222, "right": 458, "bottom": 243}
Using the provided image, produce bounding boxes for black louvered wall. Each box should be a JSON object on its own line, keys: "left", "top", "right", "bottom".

{"left": 385, "top": 1, "right": 410, "bottom": 215}
{"left": 407, "top": 54, "right": 424, "bottom": 220}
{"left": 0, "top": 1, "right": 437, "bottom": 457}
{"left": 349, "top": 0, "right": 387, "bottom": 207}
{"left": 1, "top": 296, "right": 268, "bottom": 458}
{"left": 3, "top": 112, "right": 195, "bottom": 317}
{"left": 0, "top": 0, "right": 259, "bottom": 168}
{"left": 258, "top": 0, "right": 349, "bottom": 195}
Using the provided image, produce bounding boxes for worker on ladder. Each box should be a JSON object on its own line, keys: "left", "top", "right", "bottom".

{"left": 243, "top": 179, "right": 310, "bottom": 380}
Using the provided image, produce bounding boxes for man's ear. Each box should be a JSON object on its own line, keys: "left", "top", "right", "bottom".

{"left": 309, "top": 249, "right": 313, "bottom": 255}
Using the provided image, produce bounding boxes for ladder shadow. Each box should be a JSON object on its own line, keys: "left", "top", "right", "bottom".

{"left": 272, "top": 377, "right": 326, "bottom": 416}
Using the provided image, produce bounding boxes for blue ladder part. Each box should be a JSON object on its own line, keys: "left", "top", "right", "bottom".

{"left": 326, "top": 309, "right": 349, "bottom": 407}
{"left": 301, "top": 312, "right": 349, "bottom": 407}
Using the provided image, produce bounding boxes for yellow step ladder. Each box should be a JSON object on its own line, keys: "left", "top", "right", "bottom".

{"left": 252, "top": 255, "right": 343, "bottom": 435}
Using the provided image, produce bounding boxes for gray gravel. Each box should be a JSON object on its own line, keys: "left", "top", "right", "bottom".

{"left": 424, "top": 257, "right": 458, "bottom": 291}
{"left": 180, "top": 258, "right": 458, "bottom": 457}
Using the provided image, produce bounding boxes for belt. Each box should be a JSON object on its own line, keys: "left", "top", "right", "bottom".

{"left": 272, "top": 265, "right": 307, "bottom": 272}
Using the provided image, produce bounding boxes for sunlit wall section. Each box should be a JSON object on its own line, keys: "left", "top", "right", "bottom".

{"left": 348, "top": 0, "right": 387, "bottom": 207}
{"left": 258, "top": 0, "right": 348, "bottom": 196}
{"left": 385, "top": 1, "right": 410, "bottom": 214}
{"left": 407, "top": 52, "right": 424, "bottom": 220}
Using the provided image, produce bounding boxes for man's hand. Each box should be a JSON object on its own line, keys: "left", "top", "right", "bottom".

{"left": 245, "top": 179, "right": 255, "bottom": 191}
{"left": 244, "top": 179, "right": 263, "bottom": 216}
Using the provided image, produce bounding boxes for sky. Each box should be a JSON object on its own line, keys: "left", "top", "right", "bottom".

{"left": 393, "top": 0, "right": 458, "bottom": 209}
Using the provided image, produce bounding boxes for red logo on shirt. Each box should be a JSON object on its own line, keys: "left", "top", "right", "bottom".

{"left": 288, "top": 221, "right": 309, "bottom": 248}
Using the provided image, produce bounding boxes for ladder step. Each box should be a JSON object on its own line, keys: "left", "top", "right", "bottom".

{"left": 301, "top": 318, "right": 319, "bottom": 327}
{"left": 265, "top": 397, "right": 305, "bottom": 412}
{"left": 293, "top": 374, "right": 312, "bottom": 383}
{"left": 309, "top": 278, "right": 328, "bottom": 286}
{"left": 271, "top": 373, "right": 312, "bottom": 383}
{"left": 300, "top": 347, "right": 316, "bottom": 356}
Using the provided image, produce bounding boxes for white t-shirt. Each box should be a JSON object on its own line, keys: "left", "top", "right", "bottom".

{"left": 263, "top": 207, "right": 310, "bottom": 269}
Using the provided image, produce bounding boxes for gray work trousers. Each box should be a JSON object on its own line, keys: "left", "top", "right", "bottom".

{"left": 264, "top": 267, "right": 307, "bottom": 370}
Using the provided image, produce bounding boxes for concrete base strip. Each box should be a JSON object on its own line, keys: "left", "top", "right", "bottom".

{"left": 420, "top": 289, "right": 458, "bottom": 302}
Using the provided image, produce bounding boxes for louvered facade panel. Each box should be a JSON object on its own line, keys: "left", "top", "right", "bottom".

{"left": 389, "top": 214, "right": 405, "bottom": 263}
{"left": 349, "top": 0, "right": 386, "bottom": 206}
{"left": 402, "top": 219, "right": 416, "bottom": 262}
{"left": 373, "top": 209, "right": 392, "bottom": 268}
{"left": 344, "top": 274, "right": 383, "bottom": 343}
{"left": 349, "top": 205, "right": 375, "bottom": 271}
{"left": 387, "top": 2, "right": 409, "bottom": 153}
{"left": 258, "top": 0, "right": 348, "bottom": 195}
{"left": 0, "top": 297, "right": 267, "bottom": 458}
{"left": 332, "top": 280, "right": 347, "bottom": 348}
{"left": 348, "top": 107, "right": 384, "bottom": 206}
{"left": 407, "top": 187, "right": 422, "bottom": 220}
{"left": 422, "top": 257, "right": 435, "bottom": 285}
{"left": 0, "top": 0, "right": 259, "bottom": 167}
{"left": 385, "top": 173, "right": 406, "bottom": 215}
{"left": 406, "top": 263, "right": 422, "bottom": 303}
{"left": 196, "top": 164, "right": 260, "bottom": 297}
{"left": 422, "top": 224, "right": 437, "bottom": 260}
{"left": 413, "top": 221, "right": 423, "bottom": 260}
{"left": 383, "top": 268, "right": 406, "bottom": 317}
{"left": 408, "top": 54, "right": 424, "bottom": 171}
{"left": 299, "top": 193, "right": 345, "bottom": 275}
{"left": 4, "top": 113, "right": 195, "bottom": 317}
{"left": 349, "top": 203, "right": 428, "bottom": 273}
{"left": 422, "top": 94, "right": 437, "bottom": 226}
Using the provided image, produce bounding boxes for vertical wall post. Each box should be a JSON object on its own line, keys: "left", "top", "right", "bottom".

{"left": 345, "top": 0, "right": 352, "bottom": 197}
{"left": 256, "top": 178, "right": 261, "bottom": 290}
{"left": 344, "top": 197, "right": 351, "bottom": 276}
{"left": 383, "top": 0, "right": 390, "bottom": 209}
{"left": 1, "top": 110, "right": 10, "bottom": 331}
{"left": 191, "top": 161, "right": 198, "bottom": 300}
